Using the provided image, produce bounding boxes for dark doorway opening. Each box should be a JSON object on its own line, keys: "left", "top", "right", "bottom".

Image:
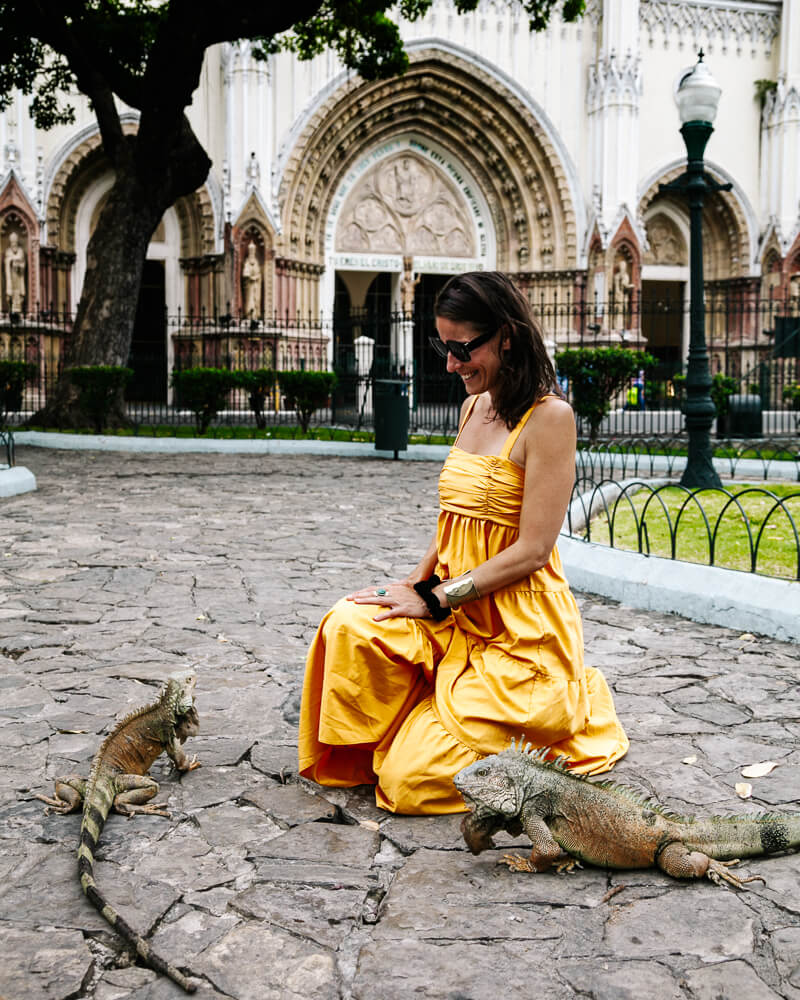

{"left": 127, "top": 259, "right": 167, "bottom": 402}
{"left": 414, "top": 273, "right": 464, "bottom": 407}
{"left": 641, "top": 280, "right": 684, "bottom": 380}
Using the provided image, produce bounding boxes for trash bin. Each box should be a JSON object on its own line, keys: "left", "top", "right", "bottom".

{"left": 374, "top": 379, "right": 409, "bottom": 459}
{"left": 727, "top": 394, "right": 762, "bottom": 438}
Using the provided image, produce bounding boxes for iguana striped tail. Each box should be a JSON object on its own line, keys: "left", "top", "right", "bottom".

{"left": 685, "top": 814, "right": 800, "bottom": 862}
{"left": 78, "top": 788, "right": 197, "bottom": 994}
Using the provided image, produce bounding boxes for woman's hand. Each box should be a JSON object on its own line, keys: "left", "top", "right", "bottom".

{"left": 346, "top": 581, "right": 430, "bottom": 622}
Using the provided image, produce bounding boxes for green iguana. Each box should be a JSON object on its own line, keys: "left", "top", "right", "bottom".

{"left": 36, "top": 669, "right": 201, "bottom": 993}
{"left": 454, "top": 742, "right": 800, "bottom": 888}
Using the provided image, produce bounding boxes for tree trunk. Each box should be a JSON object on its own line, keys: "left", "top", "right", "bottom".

{"left": 35, "top": 122, "right": 210, "bottom": 428}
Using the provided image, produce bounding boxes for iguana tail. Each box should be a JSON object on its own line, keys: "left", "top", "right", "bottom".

{"left": 685, "top": 813, "right": 800, "bottom": 862}
{"left": 78, "top": 795, "right": 198, "bottom": 994}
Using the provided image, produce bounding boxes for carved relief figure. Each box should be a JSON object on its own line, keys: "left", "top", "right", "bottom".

{"left": 400, "top": 255, "right": 421, "bottom": 315}
{"left": 383, "top": 156, "right": 429, "bottom": 216}
{"left": 4, "top": 230, "right": 26, "bottom": 313}
{"left": 611, "top": 257, "right": 634, "bottom": 330}
{"left": 241, "top": 242, "right": 262, "bottom": 318}
{"left": 645, "top": 219, "right": 685, "bottom": 266}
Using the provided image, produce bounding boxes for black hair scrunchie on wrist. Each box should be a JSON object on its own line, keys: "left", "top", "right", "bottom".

{"left": 413, "top": 574, "right": 452, "bottom": 622}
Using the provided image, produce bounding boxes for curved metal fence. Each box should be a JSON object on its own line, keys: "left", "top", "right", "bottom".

{"left": 576, "top": 436, "right": 800, "bottom": 481}
{"left": 565, "top": 478, "right": 800, "bottom": 580}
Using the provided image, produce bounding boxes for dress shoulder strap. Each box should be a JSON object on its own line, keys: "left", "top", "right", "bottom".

{"left": 499, "top": 394, "right": 554, "bottom": 459}
{"left": 453, "top": 396, "right": 480, "bottom": 447}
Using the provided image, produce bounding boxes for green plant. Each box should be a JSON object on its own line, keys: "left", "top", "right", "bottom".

{"left": 0, "top": 360, "right": 37, "bottom": 424}
{"left": 170, "top": 367, "right": 238, "bottom": 433}
{"left": 278, "top": 370, "right": 338, "bottom": 433}
{"left": 555, "top": 347, "right": 656, "bottom": 440}
{"left": 709, "top": 373, "right": 740, "bottom": 419}
{"left": 783, "top": 384, "right": 800, "bottom": 410}
{"left": 68, "top": 365, "right": 133, "bottom": 433}
{"left": 234, "top": 368, "right": 276, "bottom": 430}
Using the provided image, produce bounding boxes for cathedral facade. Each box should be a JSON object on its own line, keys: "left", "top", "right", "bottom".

{"left": 0, "top": 0, "right": 798, "bottom": 398}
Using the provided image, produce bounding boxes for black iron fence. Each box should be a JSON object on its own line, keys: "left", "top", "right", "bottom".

{"left": 565, "top": 478, "right": 800, "bottom": 580}
{"left": 2, "top": 286, "right": 799, "bottom": 435}
{"left": 575, "top": 437, "right": 800, "bottom": 482}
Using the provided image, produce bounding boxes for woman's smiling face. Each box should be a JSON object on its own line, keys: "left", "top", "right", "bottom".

{"left": 435, "top": 316, "right": 504, "bottom": 397}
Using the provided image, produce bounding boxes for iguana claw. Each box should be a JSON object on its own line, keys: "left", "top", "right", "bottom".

{"left": 555, "top": 857, "right": 583, "bottom": 874}
{"left": 499, "top": 853, "right": 538, "bottom": 873}
{"left": 706, "top": 859, "right": 766, "bottom": 890}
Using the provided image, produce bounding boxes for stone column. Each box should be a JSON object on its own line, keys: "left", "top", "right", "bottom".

{"left": 761, "top": 3, "right": 800, "bottom": 249}
{"left": 587, "top": 0, "right": 642, "bottom": 240}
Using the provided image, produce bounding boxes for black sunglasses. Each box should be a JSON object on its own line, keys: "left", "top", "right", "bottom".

{"left": 428, "top": 328, "right": 498, "bottom": 362}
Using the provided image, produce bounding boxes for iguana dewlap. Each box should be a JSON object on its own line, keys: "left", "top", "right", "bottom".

{"left": 454, "top": 743, "right": 800, "bottom": 889}
{"left": 36, "top": 669, "right": 201, "bottom": 992}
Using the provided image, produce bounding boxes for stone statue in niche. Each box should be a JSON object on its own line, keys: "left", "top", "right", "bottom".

{"left": 789, "top": 273, "right": 800, "bottom": 315}
{"left": 611, "top": 257, "right": 634, "bottom": 330}
{"left": 4, "top": 230, "right": 26, "bottom": 314}
{"left": 400, "top": 255, "right": 420, "bottom": 316}
{"left": 241, "top": 242, "right": 262, "bottom": 319}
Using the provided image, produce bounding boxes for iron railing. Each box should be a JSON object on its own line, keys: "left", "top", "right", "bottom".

{"left": 2, "top": 288, "right": 799, "bottom": 435}
{"left": 575, "top": 437, "right": 800, "bottom": 482}
{"left": 565, "top": 478, "right": 800, "bottom": 580}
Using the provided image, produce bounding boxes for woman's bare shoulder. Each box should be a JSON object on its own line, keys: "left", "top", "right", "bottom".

{"left": 520, "top": 395, "right": 576, "bottom": 449}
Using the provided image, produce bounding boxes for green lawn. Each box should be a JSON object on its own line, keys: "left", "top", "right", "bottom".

{"left": 586, "top": 483, "right": 800, "bottom": 580}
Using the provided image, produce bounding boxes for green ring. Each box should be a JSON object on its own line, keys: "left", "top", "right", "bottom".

{"left": 376, "top": 587, "right": 388, "bottom": 596}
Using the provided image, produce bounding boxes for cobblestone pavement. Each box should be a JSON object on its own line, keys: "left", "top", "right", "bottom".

{"left": 1, "top": 447, "right": 799, "bottom": 1000}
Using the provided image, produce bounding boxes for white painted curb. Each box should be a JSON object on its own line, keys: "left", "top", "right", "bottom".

{"left": 0, "top": 466, "right": 36, "bottom": 497}
{"left": 559, "top": 535, "right": 800, "bottom": 643}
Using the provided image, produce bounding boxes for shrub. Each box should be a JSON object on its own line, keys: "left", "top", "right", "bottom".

{"left": 709, "top": 373, "right": 740, "bottom": 419}
{"left": 555, "top": 347, "right": 655, "bottom": 440}
{"left": 68, "top": 365, "right": 133, "bottom": 433}
{"left": 170, "top": 367, "right": 238, "bottom": 433}
{"left": 0, "top": 360, "right": 37, "bottom": 424}
{"left": 278, "top": 370, "right": 338, "bottom": 433}
{"left": 782, "top": 384, "right": 800, "bottom": 410}
{"left": 234, "top": 368, "right": 276, "bottom": 430}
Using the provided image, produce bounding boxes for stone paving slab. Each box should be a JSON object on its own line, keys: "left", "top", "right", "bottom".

{"left": 0, "top": 447, "right": 799, "bottom": 999}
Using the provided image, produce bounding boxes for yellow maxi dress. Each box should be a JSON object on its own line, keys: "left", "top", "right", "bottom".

{"left": 298, "top": 398, "right": 629, "bottom": 814}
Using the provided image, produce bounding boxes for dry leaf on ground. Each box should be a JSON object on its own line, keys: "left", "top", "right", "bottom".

{"left": 741, "top": 761, "right": 778, "bottom": 778}
{"left": 735, "top": 782, "right": 753, "bottom": 799}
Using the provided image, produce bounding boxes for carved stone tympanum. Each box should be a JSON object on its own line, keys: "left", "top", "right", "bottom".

{"left": 644, "top": 215, "right": 687, "bottom": 267}
{"left": 336, "top": 151, "right": 474, "bottom": 258}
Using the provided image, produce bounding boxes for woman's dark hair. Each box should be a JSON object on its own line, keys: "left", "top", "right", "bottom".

{"left": 434, "top": 271, "right": 560, "bottom": 429}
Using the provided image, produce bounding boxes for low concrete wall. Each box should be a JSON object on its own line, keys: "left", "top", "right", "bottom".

{"left": 0, "top": 467, "right": 36, "bottom": 497}
{"left": 559, "top": 535, "right": 800, "bottom": 643}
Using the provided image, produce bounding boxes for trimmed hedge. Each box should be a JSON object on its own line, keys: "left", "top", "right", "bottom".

{"left": 170, "top": 367, "right": 239, "bottom": 433}
{"left": 278, "top": 370, "right": 338, "bottom": 433}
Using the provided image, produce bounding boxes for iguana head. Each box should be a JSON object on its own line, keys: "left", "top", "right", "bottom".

{"left": 454, "top": 754, "right": 520, "bottom": 818}
{"left": 163, "top": 669, "right": 197, "bottom": 717}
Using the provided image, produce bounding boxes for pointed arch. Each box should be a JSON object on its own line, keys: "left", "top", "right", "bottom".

{"left": 638, "top": 163, "right": 754, "bottom": 280}
{"left": 278, "top": 49, "right": 579, "bottom": 273}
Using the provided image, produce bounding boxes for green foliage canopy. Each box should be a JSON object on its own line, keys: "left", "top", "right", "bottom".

{"left": 0, "top": 0, "right": 586, "bottom": 129}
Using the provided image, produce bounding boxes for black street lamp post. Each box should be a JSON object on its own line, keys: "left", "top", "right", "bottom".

{"left": 660, "top": 52, "right": 730, "bottom": 490}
